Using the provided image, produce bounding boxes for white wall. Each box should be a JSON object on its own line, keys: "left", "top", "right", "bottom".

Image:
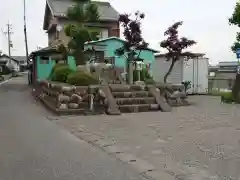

{"left": 152, "top": 56, "right": 184, "bottom": 84}
{"left": 183, "top": 57, "right": 209, "bottom": 94}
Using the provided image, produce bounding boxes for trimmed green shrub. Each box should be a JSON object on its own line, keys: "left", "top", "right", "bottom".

{"left": 221, "top": 92, "right": 234, "bottom": 103}
{"left": 48, "top": 63, "right": 66, "bottom": 80}
{"left": 67, "top": 71, "right": 99, "bottom": 86}
{"left": 232, "top": 74, "right": 240, "bottom": 103}
{"left": 52, "top": 65, "right": 73, "bottom": 82}
{"left": 145, "top": 78, "right": 155, "bottom": 84}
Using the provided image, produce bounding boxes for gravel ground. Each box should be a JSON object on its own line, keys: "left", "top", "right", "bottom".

{"left": 56, "top": 96, "right": 240, "bottom": 180}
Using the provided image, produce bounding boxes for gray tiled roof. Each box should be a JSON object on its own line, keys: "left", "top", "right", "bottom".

{"left": 12, "top": 56, "right": 27, "bottom": 62}
{"left": 47, "top": 0, "right": 119, "bottom": 21}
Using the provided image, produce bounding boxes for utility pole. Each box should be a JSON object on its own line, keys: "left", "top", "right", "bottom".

{"left": 3, "top": 22, "right": 13, "bottom": 57}
{"left": 23, "top": 0, "right": 29, "bottom": 64}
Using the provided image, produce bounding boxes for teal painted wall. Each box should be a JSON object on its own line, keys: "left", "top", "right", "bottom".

{"left": 35, "top": 38, "right": 155, "bottom": 81}
{"left": 36, "top": 56, "right": 55, "bottom": 81}
{"left": 85, "top": 39, "right": 156, "bottom": 75}
{"left": 67, "top": 56, "right": 77, "bottom": 71}
{"left": 36, "top": 56, "right": 77, "bottom": 81}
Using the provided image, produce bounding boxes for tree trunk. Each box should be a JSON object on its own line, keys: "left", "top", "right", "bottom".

{"left": 127, "top": 53, "right": 134, "bottom": 84}
{"left": 164, "top": 60, "right": 176, "bottom": 83}
{"left": 75, "top": 50, "right": 85, "bottom": 65}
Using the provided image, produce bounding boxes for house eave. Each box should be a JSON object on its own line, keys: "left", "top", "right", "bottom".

{"left": 85, "top": 37, "right": 159, "bottom": 53}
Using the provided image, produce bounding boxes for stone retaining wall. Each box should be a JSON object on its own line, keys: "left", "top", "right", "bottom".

{"left": 34, "top": 80, "right": 191, "bottom": 115}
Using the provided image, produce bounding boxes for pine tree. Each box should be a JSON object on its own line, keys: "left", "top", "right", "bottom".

{"left": 229, "top": 1, "right": 240, "bottom": 102}
{"left": 63, "top": 0, "right": 100, "bottom": 65}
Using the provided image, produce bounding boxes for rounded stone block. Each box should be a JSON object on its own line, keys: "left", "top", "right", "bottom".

{"left": 68, "top": 103, "right": 79, "bottom": 109}
{"left": 70, "top": 94, "right": 83, "bottom": 104}
{"left": 58, "top": 103, "right": 68, "bottom": 110}
{"left": 58, "top": 94, "right": 70, "bottom": 103}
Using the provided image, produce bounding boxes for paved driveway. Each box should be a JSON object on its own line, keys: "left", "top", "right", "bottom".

{"left": 0, "top": 76, "right": 149, "bottom": 180}
{"left": 57, "top": 96, "right": 240, "bottom": 180}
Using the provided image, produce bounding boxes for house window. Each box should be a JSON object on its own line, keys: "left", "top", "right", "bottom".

{"left": 99, "top": 29, "right": 109, "bottom": 39}
{"left": 105, "top": 57, "right": 115, "bottom": 65}
{"left": 94, "top": 51, "right": 105, "bottom": 63}
{"left": 39, "top": 56, "right": 49, "bottom": 64}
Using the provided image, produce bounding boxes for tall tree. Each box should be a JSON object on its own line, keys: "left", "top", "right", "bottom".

{"left": 63, "top": 0, "right": 100, "bottom": 65}
{"left": 160, "top": 21, "right": 196, "bottom": 83}
{"left": 229, "top": 1, "right": 240, "bottom": 103}
{"left": 229, "top": 1, "right": 240, "bottom": 52}
{"left": 115, "top": 11, "right": 148, "bottom": 84}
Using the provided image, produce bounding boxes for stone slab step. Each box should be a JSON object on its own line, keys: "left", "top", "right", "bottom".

{"left": 110, "top": 84, "right": 145, "bottom": 92}
{"left": 112, "top": 91, "right": 152, "bottom": 98}
{"left": 116, "top": 97, "right": 156, "bottom": 105}
{"left": 118, "top": 104, "right": 159, "bottom": 113}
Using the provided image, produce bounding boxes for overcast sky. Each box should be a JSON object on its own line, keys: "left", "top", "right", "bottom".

{"left": 0, "top": 0, "right": 238, "bottom": 64}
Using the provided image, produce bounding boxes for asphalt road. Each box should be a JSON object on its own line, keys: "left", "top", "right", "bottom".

{"left": 0, "top": 76, "right": 148, "bottom": 180}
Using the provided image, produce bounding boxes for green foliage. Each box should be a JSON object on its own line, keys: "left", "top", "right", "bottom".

{"left": 229, "top": 2, "right": 240, "bottom": 52}
{"left": 231, "top": 41, "right": 240, "bottom": 53}
{"left": 64, "top": 0, "right": 100, "bottom": 65}
{"left": 181, "top": 81, "right": 191, "bottom": 92}
{"left": 221, "top": 92, "right": 234, "bottom": 104}
{"left": 232, "top": 74, "right": 240, "bottom": 103}
{"left": 229, "top": 2, "right": 240, "bottom": 27}
{"left": 52, "top": 65, "right": 73, "bottom": 83}
{"left": 67, "top": 71, "right": 99, "bottom": 86}
{"left": 48, "top": 63, "right": 66, "bottom": 80}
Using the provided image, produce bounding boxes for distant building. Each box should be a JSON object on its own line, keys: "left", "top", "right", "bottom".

{"left": 208, "top": 61, "right": 239, "bottom": 92}
{"left": 0, "top": 54, "right": 20, "bottom": 72}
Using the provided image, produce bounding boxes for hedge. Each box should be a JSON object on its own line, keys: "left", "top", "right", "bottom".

{"left": 51, "top": 65, "right": 73, "bottom": 83}
{"left": 67, "top": 71, "right": 99, "bottom": 86}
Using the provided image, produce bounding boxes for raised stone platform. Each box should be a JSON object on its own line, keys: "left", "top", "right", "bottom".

{"left": 34, "top": 80, "right": 190, "bottom": 115}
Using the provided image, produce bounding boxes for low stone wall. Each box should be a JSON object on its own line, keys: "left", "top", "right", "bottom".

{"left": 35, "top": 80, "right": 113, "bottom": 115}
{"left": 34, "top": 80, "right": 192, "bottom": 115}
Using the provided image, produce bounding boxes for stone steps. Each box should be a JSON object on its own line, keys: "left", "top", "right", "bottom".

{"left": 118, "top": 104, "right": 159, "bottom": 113}
{"left": 116, "top": 97, "right": 156, "bottom": 105}
{"left": 110, "top": 85, "right": 161, "bottom": 113}
{"left": 112, "top": 91, "right": 152, "bottom": 98}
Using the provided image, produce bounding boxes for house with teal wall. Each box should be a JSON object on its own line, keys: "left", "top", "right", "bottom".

{"left": 84, "top": 37, "right": 159, "bottom": 75}
{"left": 29, "top": 37, "right": 159, "bottom": 82}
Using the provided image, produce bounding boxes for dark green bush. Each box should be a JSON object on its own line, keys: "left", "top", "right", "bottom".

{"left": 221, "top": 92, "right": 234, "bottom": 103}
{"left": 232, "top": 74, "right": 240, "bottom": 103}
{"left": 52, "top": 65, "right": 73, "bottom": 82}
{"left": 67, "top": 71, "right": 99, "bottom": 86}
{"left": 48, "top": 63, "right": 67, "bottom": 80}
